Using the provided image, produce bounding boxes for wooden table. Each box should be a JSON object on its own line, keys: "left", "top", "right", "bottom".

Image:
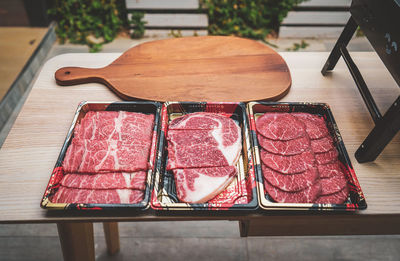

{"left": 0, "top": 52, "right": 399, "bottom": 261}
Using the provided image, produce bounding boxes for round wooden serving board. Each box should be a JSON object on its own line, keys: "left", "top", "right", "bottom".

{"left": 55, "top": 36, "right": 291, "bottom": 102}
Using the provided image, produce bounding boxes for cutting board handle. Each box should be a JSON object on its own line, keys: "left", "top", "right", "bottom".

{"left": 55, "top": 67, "right": 106, "bottom": 86}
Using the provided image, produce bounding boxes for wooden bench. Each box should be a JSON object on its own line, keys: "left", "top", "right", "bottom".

{"left": 126, "top": 0, "right": 351, "bottom": 39}
{"left": 280, "top": 0, "right": 351, "bottom": 38}
{"left": 126, "top": 0, "right": 208, "bottom": 37}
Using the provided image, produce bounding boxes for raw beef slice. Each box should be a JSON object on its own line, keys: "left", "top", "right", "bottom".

{"left": 319, "top": 173, "right": 348, "bottom": 196}
{"left": 257, "top": 134, "right": 310, "bottom": 156}
{"left": 315, "top": 148, "right": 338, "bottom": 165}
{"left": 264, "top": 180, "right": 321, "bottom": 203}
{"left": 256, "top": 113, "right": 306, "bottom": 141}
{"left": 316, "top": 186, "right": 349, "bottom": 204}
{"left": 173, "top": 166, "right": 237, "bottom": 203}
{"left": 167, "top": 127, "right": 241, "bottom": 170}
{"left": 262, "top": 164, "right": 318, "bottom": 192}
{"left": 311, "top": 136, "right": 334, "bottom": 153}
{"left": 52, "top": 187, "right": 144, "bottom": 204}
{"left": 292, "top": 113, "right": 329, "bottom": 140}
{"left": 63, "top": 139, "right": 151, "bottom": 172}
{"left": 260, "top": 150, "right": 315, "bottom": 174}
{"left": 75, "top": 111, "right": 154, "bottom": 142}
{"left": 317, "top": 161, "right": 344, "bottom": 178}
{"left": 60, "top": 171, "right": 147, "bottom": 190}
{"left": 169, "top": 112, "right": 235, "bottom": 130}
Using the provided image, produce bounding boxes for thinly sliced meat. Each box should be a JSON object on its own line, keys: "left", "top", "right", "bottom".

{"left": 166, "top": 128, "right": 241, "bottom": 170}
{"left": 75, "top": 111, "right": 118, "bottom": 140}
{"left": 256, "top": 113, "right": 306, "bottom": 141}
{"left": 264, "top": 180, "right": 321, "bottom": 203}
{"left": 63, "top": 139, "right": 151, "bottom": 173}
{"left": 52, "top": 187, "right": 144, "bottom": 204}
{"left": 260, "top": 150, "right": 315, "bottom": 174}
{"left": 173, "top": 166, "right": 237, "bottom": 203}
{"left": 316, "top": 185, "right": 349, "bottom": 204}
{"left": 75, "top": 111, "right": 154, "bottom": 142}
{"left": 257, "top": 134, "right": 310, "bottom": 156}
{"left": 169, "top": 112, "right": 234, "bottom": 130}
{"left": 317, "top": 161, "right": 343, "bottom": 178}
{"left": 320, "top": 173, "right": 348, "bottom": 196}
{"left": 315, "top": 148, "right": 339, "bottom": 165}
{"left": 292, "top": 113, "right": 329, "bottom": 140}
{"left": 262, "top": 164, "right": 318, "bottom": 192}
{"left": 311, "top": 136, "right": 334, "bottom": 153}
{"left": 60, "top": 171, "right": 147, "bottom": 190}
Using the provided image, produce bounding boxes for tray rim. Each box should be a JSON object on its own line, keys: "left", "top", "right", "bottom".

{"left": 151, "top": 101, "right": 259, "bottom": 211}
{"left": 247, "top": 101, "right": 367, "bottom": 211}
{"left": 40, "top": 100, "right": 162, "bottom": 211}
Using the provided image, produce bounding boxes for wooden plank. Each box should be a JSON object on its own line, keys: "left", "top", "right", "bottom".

{"left": 143, "top": 29, "right": 208, "bottom": 37}
{"left": 57, "top": 222, "right": 95, "bottom": 261}
{"left": 103, "top": 222, "right": 120, "bottom": 255}
{"left": 0, "top": 27, "right": 48, "bottom": 100}
{"left": 126, "top": 0, "right": 199, "bottom": 10}
{"left": 245, "top": 215, "right": 400, "bottom": 236}
{"left": 282, "top": 11, "right": 350, "bottom": 25}
{"left": 279, "top": 26, "right": 344, "bottom": 38}
{"left": 298, "top": 0, "right": 351, "bottom": 8}
{"left": 128, "top": 13, "right": 208, "bottom": 28}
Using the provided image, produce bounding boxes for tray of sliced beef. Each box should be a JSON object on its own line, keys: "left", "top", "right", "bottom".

{"left": 247, "top": 102, "right": 367, "bottom": 211}
{"left": 41, "top": 101, "right": 161, "bottom": 210}
{"left": 151, "top": 102, "right": 258, "bottom": 210}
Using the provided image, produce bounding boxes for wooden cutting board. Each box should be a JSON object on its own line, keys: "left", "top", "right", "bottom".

{"left": 55, "top": 36, "right": 291, "bottom": 102}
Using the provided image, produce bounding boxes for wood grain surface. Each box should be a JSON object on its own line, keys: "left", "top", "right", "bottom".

{"left": 55, "top": 36, "right": 291, "bottom": 102}
{"left": 0, "top": 52, "right": 399, "bottom": 232}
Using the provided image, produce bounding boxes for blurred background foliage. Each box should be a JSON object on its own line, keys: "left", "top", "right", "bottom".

{"left": 49, "top": 0, "right": 305, "bottom": 52}
{"left": 202, "top": 0, "right": 306, "bottom": 43}
{"left": 48, "top": 0, "right": 144, "bottom": 52}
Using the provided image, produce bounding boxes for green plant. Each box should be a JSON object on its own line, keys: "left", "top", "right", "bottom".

{"left": 169, "top": 30, "right": 183, "bottom": 38}
{"left": 285, "top": 40, "right": 309, "bottom": 51}
{"left": 48, "top": 0, "right": 129, "bottom": 52}
{"left": 201, "top": 0, "right": 306, "bottom": 43}
{"left": 129, "top": 11, "right": 146, "bottom": 39}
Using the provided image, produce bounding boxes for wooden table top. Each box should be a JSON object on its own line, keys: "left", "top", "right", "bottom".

{"left": 0, "top": 52, "right": 399, "bottom": 224}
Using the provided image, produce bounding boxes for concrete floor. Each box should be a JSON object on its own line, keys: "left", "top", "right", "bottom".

{"left": 1, "top": 222, "right": 400, "bottom": 261}
{"left": 2, "top": 33, "right": 398, "bottom": 261}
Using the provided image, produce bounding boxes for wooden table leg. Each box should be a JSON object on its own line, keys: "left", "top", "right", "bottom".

{"left": 239, "top": 220, "right": 249, "bottom": 237}
{"left": 103, "top": 222, "right": 120, "bottom": 255}
{"left": 57, "top": 222, "right": 95, "bottom": 261}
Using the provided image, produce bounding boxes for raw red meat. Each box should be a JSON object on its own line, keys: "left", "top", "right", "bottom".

{"left": 311, "top": 136, "right": 334, "bottom": 153}
{"left": 256, "top": 113, "right": 306, "bottom": 141}
{"left": 60, "top": 171, "right": 147, "bottom": 190}
{"left": 257, "top": 134, "right": 310, "bottom": 156}
{"left": 256, "top": 112, "right": 349, "bottom": 205}
{"left": 167, "top": 112, "right": 241, "bottom": 203}
{"left": 320, "top": 173, "right": 348, "bottom": 196}
{"left": 63, "top": 139, "right": 150, "bottom": 173}
{"left": 262, "top": 164, "right": 318, "bottom": 192}
{"left": 315, "top": 185, "right": 349, "bottom": 204}
{"left": 173, "top": 166, "right": 237, "bottom": 203}
{"left": 292, "top": 113, "right": 329, "bottom": 139}
{"left": 260, "top": 150, "right": 315, "bottom": 174}
{"left": 75, "top": 111, "right": 154, "bottom": 142}
{"left": 317, "top": 161, "right": 343, "bottom": 178}
{"left": 315, "top": 148, "right": 338, "bottom": 165}
{"left": 169, "top": 112, "right": 234, "bottom": 130}
{"left": 264, "top": 180, "right": 321, "bottom": 203}
{"left": 167, "top": 122, "right": 241, "bottom": 170}
{"left": 52, "top": 187, "right": 144, "bottom": 204}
